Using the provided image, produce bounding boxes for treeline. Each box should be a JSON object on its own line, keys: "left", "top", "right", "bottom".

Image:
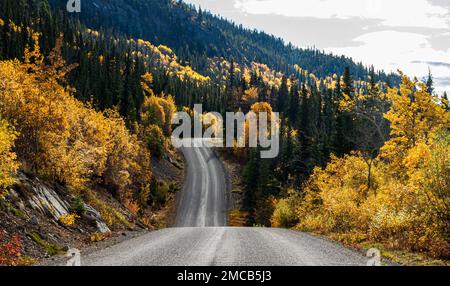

{"left": 0, "top": 0, "right": 214, "bottom": 122}
{"left": 47, "top": 0, "right": 399, "bottom": 85}
{"left": 223, "top": 63, "right": 390, "bottom": 220}
{"left": 218, "top": 47, "right": 450, "bottom": 260}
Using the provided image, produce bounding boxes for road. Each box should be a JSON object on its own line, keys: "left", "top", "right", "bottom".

{"left": 175, "top": 145, "right": 228, "bottom": 227}
{"left": 81, "top": 144, "right": 370, "bottom": 266}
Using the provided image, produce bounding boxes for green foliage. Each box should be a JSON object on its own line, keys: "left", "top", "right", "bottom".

{"left": 144, "top": 125, "right": 165, "bottom": 159}
{"left": 73, "top": 196, "right": 87, "bottom": 215}
{"left": 150, "top": 179, "right": 170, "bottom": 207}
{"left": 27, "top": 232, "right": 64, "bottom": 256}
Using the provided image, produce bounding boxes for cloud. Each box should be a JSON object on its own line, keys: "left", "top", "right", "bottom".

{"left": 327, "top": 31, "right": 450, "bottom": 89}
{"left": 411, "top": 61, "right": 450, "bottom": 69}
{"left": 185, "top": 0, "right": 450, "bottom": 92}
{"left": 234, "top": 0, "right": 449, "bottom": 29}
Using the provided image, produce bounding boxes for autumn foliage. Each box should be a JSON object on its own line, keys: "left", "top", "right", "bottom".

{"left": 0, "top": 230, "right": 22, "bottom": 266}
{"left": 0, "top": 119, "right": 18, "bottom": 194}
{"left": 0, "top": 36, "right": 153, "bottom": 204}
{"left": 272, "top": 75, "right": 450, "bottom": 258}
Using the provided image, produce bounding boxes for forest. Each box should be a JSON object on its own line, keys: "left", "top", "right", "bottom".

{"left": 0, "top": 0, "right": 449, "bottom": 264}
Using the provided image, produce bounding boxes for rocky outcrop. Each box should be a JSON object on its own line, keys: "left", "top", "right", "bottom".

{"left": 11, "top": 173, "right": 110, "bottom": 233}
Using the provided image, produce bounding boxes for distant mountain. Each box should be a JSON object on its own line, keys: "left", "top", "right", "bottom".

{"left": 48, "top": 0, "right": 398, "bottom": 84}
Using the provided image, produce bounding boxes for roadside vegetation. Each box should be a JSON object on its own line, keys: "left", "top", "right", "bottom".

{"left": 270, "top": 76, "right": 449, "bottom": 264}
{"left": 0, "top": 35, "right": 178, "bottom": 265}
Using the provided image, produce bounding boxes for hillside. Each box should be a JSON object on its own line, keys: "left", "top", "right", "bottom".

{"left": 0, "top": 0, "right": 448, "bottom": 266}
{"left": 47, "top": 0, "right": 398, "bottom": 84}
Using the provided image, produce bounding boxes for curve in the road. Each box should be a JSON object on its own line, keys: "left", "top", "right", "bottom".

{"left": 175, "top": 145, "right": 227, "bottom": 227}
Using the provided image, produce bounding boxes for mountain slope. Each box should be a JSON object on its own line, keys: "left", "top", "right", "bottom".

{"left": 48, "top": 0, "right": 398, "bottom": 84}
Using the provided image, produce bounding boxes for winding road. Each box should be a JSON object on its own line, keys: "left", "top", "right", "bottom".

{"left": 175, "top": 146, "right": 227, "bottom": 227}
{"left": 80, "top": 144, "right": 370, "bottom": 266}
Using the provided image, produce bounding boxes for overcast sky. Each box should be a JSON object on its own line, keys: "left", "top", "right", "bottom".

{"left": 184, "top": 0, "right": 450, "bottom": 93}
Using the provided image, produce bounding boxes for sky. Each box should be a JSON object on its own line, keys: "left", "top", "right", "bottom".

{"left": 184, "top": 0, "right": 450, "bottom": 94}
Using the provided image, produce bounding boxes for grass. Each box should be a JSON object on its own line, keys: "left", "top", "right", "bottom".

{"left": 0, "top": 200, "right": 26, "bottom": 218}
{"left": 27, "top": 231, "right": 65, "bottom": 256}
{"left": 358, "top": 241, "right": 449, "bottom": 266}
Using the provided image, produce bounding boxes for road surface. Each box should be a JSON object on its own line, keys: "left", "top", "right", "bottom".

{"left": 175, "top": 145, "right": 228, "bottom": 227}
{"left": 80, "top": 144, "right": 370, "bottom": 266}
{"left": 82, "top": 227, "right": 368, "bottom": 266}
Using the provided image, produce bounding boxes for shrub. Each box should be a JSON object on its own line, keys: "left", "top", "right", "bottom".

{"left": 151, "top": 179, "right": 170, "bottom": 207}
{"left": 0, "top": 230, "right": 22, "bottom": 266}
{"left": 144, "top": 124, "right": 165, "bottom": 158}
{"left": 59, "top": 213, "right": 80, "bottom": 226}
{"left": 0, "top": 39, "right": 153, "bottom": 202}
{"left": 271, "top": 194, "right": 299, "bottom": 228}
{"left": 73, "top": 196, "right": 87, "bottom": 215}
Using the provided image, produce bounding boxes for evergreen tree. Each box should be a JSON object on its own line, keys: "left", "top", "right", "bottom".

{"left": 426, "top": 68, "right": 434, "bottom": 95}
{"left": 277, "top": 75, "right": 289, "bottom": 114}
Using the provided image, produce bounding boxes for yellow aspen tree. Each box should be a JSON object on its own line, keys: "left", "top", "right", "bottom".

{"left": 381, "top": 74, "right": 449, "bottom": 175}
{"left": 0, "top": 119, "right": 19, "bottom": 193}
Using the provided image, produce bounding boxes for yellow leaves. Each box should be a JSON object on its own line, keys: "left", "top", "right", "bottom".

{"left": 0, "top": 18, "right": 4, "bottom": 27}
{"left": 157, "top": 45, "right": 174, "bottom": 57}
{"left": 59, "top": 213, "right": 80, "bottom": 226}
{"left": 0, "top": 119, "right": 19, "bottom": 193}
{"left": 140, "top": 93, "right": 176, "bottom": 136}
{"left": 291, "top": 74, "right": 450, "bottom": 256}
{"left": 339, "top": 93, "right": 354, "bottom": 111}
{"left": 381, "top": 75, "right": 450, "bottom": 176}
{"left": 141, "top": 72, "right": 155, "bottom": 97}
{"left": 271, "top": 190, "right": 300, "bottom": 228}
{"left": 296, "top": 130, "right": 450, "bottom": 255}
{"left": 0, "top": 42, "right": 152, "bottom": 198}
{"left": 24, "top": 32, "right": 44, "bottom": 69}
{"left": 403, "top": 142, "right": 430, "bottom": 171}
{"left": 8, "top": 20, "right": 21, "bottom": 33}
{"left": 242, "top": 87, "right": 259, "bottom": 106}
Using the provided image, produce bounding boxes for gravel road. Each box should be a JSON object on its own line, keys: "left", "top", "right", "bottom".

{"left": 79, "top": 145, "right": 369, "bottom": 266}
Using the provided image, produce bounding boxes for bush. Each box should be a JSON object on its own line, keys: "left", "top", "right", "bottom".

{"left": 0, "top": 41, "right": 153, "bottom": 203}
{"left": 144, "top": 124, "right": 165, "bottom": 158}
{"left": 59, "top": 213, "right": 80, "bottom": 226}
{"left": 0, "top": 230, "right": 21, "bottom": 266}
{"left": 140, "top": 94, "right": 176, "bottom": 136}
{"left": 271, "top": 193, "right": 299, "bottom": 228}
{"left": 151, "top": 179, "right": 170, "bottom": 207}
{"left": 73, "top": 196, "right": 87, "bottom": 215}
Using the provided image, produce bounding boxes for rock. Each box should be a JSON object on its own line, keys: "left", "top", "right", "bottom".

{"left": 29, "top": 217, "right": 39, "bottom": 225}
{"left": 17, "top": 201, "right": 26, "bottom": 212}
{"left": 25, "top": 176, "right": 70, "bottom": 221}
{"left": 83, "top": 204, "right": 111, "bottom": 233}
{"left": 95, "top": 221, "right": 110, "bottom": 234}
{"left": 8, "top": 189, "right": 19, "bottom": 199}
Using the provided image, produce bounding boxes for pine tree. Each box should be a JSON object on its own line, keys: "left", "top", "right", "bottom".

{"left": 426, "top": 68, "right": 434, "bottom": 95}
{"left": 277, "top": 75, "right": 289, "bottom": 114}
{"left": 288, "top": 82, "right": 299, "bottom": 125}
{"left": 442, "top": 91, "right": 449, "bottom": 111}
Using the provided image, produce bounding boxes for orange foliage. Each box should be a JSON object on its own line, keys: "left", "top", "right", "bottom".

{"left": 0, "top": 230, "right": 22, "bottom": 266}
